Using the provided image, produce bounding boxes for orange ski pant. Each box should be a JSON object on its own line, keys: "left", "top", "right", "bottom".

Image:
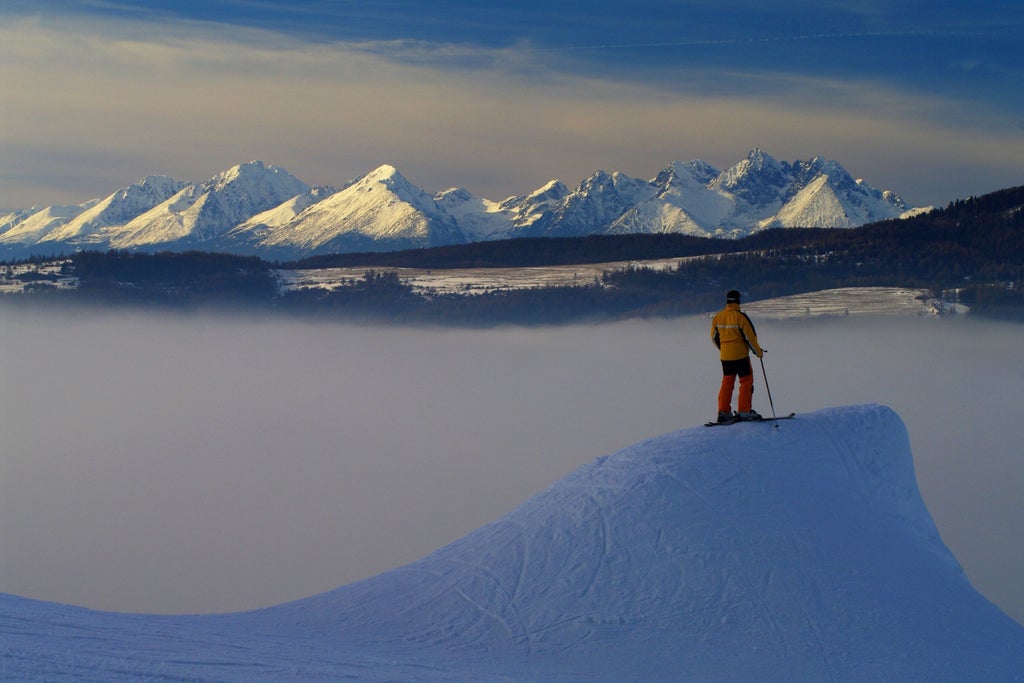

{"left": 718, "top": 357, "right": 754, "bottom": 414}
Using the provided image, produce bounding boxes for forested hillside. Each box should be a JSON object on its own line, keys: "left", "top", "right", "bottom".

{"left": 3, "top": 186, "right": 1021, "bottom": 323}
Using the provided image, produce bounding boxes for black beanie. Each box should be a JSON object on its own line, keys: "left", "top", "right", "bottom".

{"left": 726, "top": 290, "right": 741, "bottom": 303}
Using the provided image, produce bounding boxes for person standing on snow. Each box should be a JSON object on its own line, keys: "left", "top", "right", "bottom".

{"left": 711, "top": 289, "right": 764, "bottom": 423}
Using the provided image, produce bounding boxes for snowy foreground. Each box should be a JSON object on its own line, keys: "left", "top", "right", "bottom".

{"left": 3, "top": 405, "right": 1023, "bottom": 682}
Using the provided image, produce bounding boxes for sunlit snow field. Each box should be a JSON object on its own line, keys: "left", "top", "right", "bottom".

{"left": 0, "top": 301, "right": 1020, "bottom": 628}
{"left": 276, "top": 263, "right": 958, "bottom": 316}
{"left": 274, "top": 257, "right": 683, "bottom": 295}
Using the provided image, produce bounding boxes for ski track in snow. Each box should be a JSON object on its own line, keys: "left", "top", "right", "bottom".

{"left": 444, "top": 554, "right": 533, "bottom": 657}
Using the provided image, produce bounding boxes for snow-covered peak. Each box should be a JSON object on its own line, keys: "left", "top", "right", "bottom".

{"left": 106, "top": 161, "right": 310, "bottom": 247}
{"left": 719, "top": 148, "right": 784, "bottom": 183}
{"left": 491, "top": 179, "right": 569, "bottom": 233}
{"left": 746, "top": 146, "right": 781, "bottom": 168}
{"left": 0, "top": 206, "right": 43, "bottom": 236}
{"left": 0, "top": 200, "right": 99, "bottom": 245}
{"left": 711, "top": 148, "right": 790, "bottom": 207}
{"left": 435, "top": 186, "right": 474, "bottom": 205}
{"left": 0, "top": 153, "right": 923, "bottom": 257}
{"left": 792, "top": 156, "right": 853, "bottom": 190}
{"left": 528, "top": 178, "right": 569, "bottom": 201}
{"left": 355, "top": 163, "right": 408, "bottom": 190}
{"left": 41, "top": 175, "right": 188, "bottom": 243}
{"left": 202, "top": 161, "right": 309, "bottom": 205}
{"left": 134, "top": 175, "right": 186, "bottom": 196}
{"left": 255, "top": 163, "right": 463, "bottom": 254}
{"left": 210, "top": 160, "right": 284, "bottom": 187}
{"left": 342, "top": 164, "right": 440, "bottom": 211}
{"left": 498, "top": 179, "right": 568, "bottom": 212}
{"left": 4, "top": 404, "right": 1023, "bottom": 682}
{"left": 194, "top": 404, "right": 1024, "bottom": 680}
{"left": 759, "top": 174, "right": 850, "bottom": 228}
{"left": 809, "top": 155, "right": 844, "bottom": 176}
{"left": 435, "top": 187, "right": 512, "bottom": 241}
{"left": 653, "top": 159, "right": 722, "bottom": 189}
{"left": 522, "top": 169, "right": 655, "bottom": 237}
{"left": 680, "top": 158, "right": 721, "bottom": 184}
{"left": 364, "top": 162, "right": 399, "bottom": 179}
{"left": 228, "top": 186, "right": 336, "bottom": 236}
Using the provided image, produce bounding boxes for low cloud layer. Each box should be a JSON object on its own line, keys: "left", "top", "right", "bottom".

{"left": 0, "top": 308, "right": 1021, "bottom": 626}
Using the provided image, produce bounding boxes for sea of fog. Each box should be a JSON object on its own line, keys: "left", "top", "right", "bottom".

{"left": 0, "top": 307, "right": 1021, "bottom": 626}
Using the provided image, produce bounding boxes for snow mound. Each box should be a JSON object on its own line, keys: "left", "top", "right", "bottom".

{"left": 3, "top": 405, "right": 1023, "bottom": 682}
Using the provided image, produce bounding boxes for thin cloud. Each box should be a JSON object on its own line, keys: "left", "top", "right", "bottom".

{"left": 1, "top": 16, "right": 1021, "bottom": 209}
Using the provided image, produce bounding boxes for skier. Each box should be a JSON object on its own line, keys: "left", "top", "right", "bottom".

{"left": 711, "top": 290, "right": 764, "bottom": 423}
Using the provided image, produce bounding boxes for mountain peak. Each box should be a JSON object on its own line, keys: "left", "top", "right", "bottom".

{"left": 715, "top": 148, "right": 787, "bottom": 189}
{"left": 209, "top": 160, "right": 306, "bottom": 192}
{"left": 103, "top": 162, "right": 311, "bottom": 247}
{"left": 39, "top": 174, "right": 189, "bottom": 243}
{"left": 656, "top": 159, "right": 720, "bottom": 187}
{"left": 214, "top": 159, "right": 266, "bottom": 185}
{"left": 373, "top": 162, "right": 398, "bottom": 175}
{"left": 361, "top": 163, "right": 411, "bottom": 185}
{"left": 351, "top": 164, "right": 422, "bottom": 198}
{"left": 256, "top": 162, "right": 464, "bottom": 252}
{"left": 530, "top": 178, "right": 569, "bottom": 199}
{"left": 135, "top": 174, "right": 185, "bottom": 192}
{"left": 747, "top": 146, "right": 777, "bottom": 164}
{"left": 0, "top": 153, "right": 922, "bottom": 259}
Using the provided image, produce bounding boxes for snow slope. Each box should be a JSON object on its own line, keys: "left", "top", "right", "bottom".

{"left": 104, "top": 161, "right": 310, "bottom": 248}
{"left": 2, "top": 405, "right": 1022, "bottom": 682}
{"left": 254, "top": 164, "right": 465, "bottom": 253}
{"left": 523, "top": 169, "right": 655, "bottom": 238}
{"left": 0, "top": 201, "right": 99, "bottom": 246}
{"left": 608, "top": 160, "right": 735, "bottom": 236}
{"left": 519, "top": 150, "right": 911, "bottom": 241}
{"left": 38, "top": 175, "right": 187, "bottom": 245}
{"left": 220, "top": 186, "right": 338, "bottom": 251}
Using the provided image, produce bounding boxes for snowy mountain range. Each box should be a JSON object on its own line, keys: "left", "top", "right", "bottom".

{"left": 3, "top": 405, "right": 1022, "bottom": 681}
{"left": 1, "top": 151, "right": 922, "bottom": 260}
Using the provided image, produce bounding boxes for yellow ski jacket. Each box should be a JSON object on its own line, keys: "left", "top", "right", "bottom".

{"left": 711, "top": 302, "right": 763, "bottom": 361}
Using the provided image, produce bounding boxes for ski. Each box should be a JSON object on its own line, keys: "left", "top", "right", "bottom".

{"left": 704, "top": 412, "right": 796, "bottom": 427}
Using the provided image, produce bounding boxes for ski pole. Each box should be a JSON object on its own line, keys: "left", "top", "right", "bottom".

{"left": 759, "top": 354, "right": 779, "bottom": 425}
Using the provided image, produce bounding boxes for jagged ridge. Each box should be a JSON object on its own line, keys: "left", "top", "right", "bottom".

{"left": 0, "top": 151, "right": 920, "bottom": 260}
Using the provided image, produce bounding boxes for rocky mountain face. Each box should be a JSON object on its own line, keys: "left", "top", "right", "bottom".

{"left": 1, "top": 151, "right": 919, "bottom": 260}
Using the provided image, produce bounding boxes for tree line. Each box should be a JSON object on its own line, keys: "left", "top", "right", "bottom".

{"left": 3, "top": 185, "right": 1021, "bottom": 323}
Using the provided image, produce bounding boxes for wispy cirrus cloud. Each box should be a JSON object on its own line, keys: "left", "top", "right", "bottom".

{"left": 1, "top": 11, "right": 1021, "bottom": 210}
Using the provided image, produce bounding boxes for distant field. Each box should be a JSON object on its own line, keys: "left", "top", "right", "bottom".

{"left": 275, "top": 261, "right": 963, "bottom": 318}
{"left": 0, "top": 260, "right": 76, "bottom": 294}
{"left": 1, "top": 256, "right": 966, "bottom": 318}
{"left": 274, "top": 258, "right": 683, "bottom": 296}
{"left": 741, "top": 287, "right": 967, "bottom": 319}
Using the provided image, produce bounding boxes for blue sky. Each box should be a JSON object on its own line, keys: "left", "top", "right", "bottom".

{"left": 2, "top": 1, "right": 1021, "bottom": 208}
